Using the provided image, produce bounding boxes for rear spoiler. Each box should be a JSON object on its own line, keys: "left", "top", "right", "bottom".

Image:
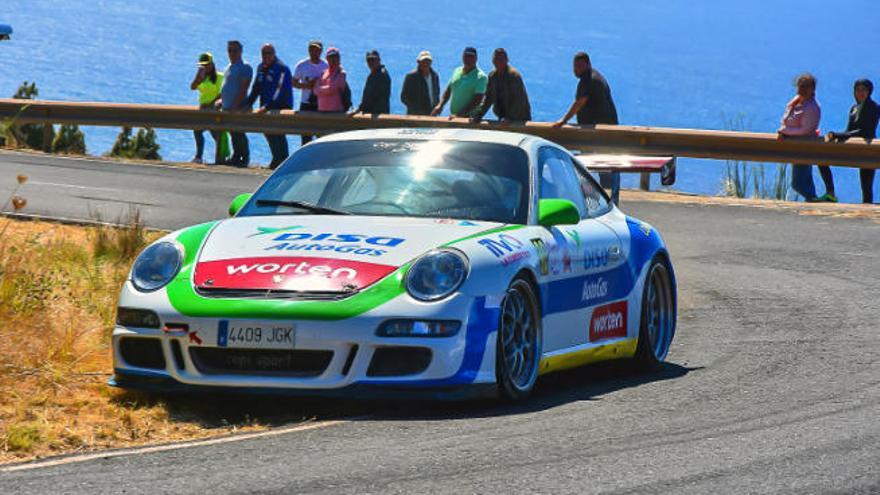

{"left": 574, "top": 154, "right": 676, "bottom": 205}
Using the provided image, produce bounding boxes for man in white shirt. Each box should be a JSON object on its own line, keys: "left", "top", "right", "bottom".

{"left": 292, "top": 39, "right": 328, "bottom": 144}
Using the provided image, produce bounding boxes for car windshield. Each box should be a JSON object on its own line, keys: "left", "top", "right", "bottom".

{"left": 238, "top": 139, "right": 530, "bottom": 224}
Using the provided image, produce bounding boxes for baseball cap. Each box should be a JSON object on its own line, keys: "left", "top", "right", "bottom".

{"left": 197, "top": 52, "right": 213, "bottom": 65}
{"left": 308, "top": 39, "right": 323, "bottom": 49}
{"left": 417, "top": 50, "right": 433, "bottom": 62}
{"left": 462, "top": 46, "right": 477, "bottom": 56}
{"left": 326, "top": 46, "right": 340, "bottom": 57}
{"left": 365, "top": 49, "right": 380, "bottom": 60}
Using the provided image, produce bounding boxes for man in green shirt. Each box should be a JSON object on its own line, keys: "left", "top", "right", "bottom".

{"left": 431, "top": 46, "right": 488, "bottom": 118}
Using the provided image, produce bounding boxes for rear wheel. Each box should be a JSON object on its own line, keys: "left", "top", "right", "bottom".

{"left": 496, "top": 278, "right": 542, "bottom": 400}
{"left": 635, "top": 257, "right": 676, "bottom": 369}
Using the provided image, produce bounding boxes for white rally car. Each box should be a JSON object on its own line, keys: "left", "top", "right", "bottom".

{"left": 112, "top": 129, "right": 677, "bottom": 400}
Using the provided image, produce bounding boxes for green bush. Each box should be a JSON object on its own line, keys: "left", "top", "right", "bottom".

{"left": 51, "top": 124, "right": 86, "bottom": 154}
{"left": 108, "top": 127, "right": 161, "bottom": 160}
{"left": 11, "top": 81, "right": 54, "bottom": 150}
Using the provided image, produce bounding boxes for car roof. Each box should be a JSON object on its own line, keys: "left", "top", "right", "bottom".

{"left": 315, "top": 128, "right": 539, "bottom": 148}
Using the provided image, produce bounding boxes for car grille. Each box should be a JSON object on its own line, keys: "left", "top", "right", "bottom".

{"left": 189, "top": 347, "right": 333, "bottom": 377}
{"left": 195, "top": 287, "right": 355, "bottom": 301}
{"left": 119, "top": 337, "right": 166, "bottom": 370}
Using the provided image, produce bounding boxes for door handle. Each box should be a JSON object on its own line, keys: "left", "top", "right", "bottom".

{"left": 607, "top": 245, "right": 621, "bottom": 261}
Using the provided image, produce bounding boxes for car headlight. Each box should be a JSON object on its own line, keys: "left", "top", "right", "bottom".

{"left": 131, "top": 241, "right": 183, "bottom": 292}
{"left": 405, "top": 249, "right": 468, "bottom": 302}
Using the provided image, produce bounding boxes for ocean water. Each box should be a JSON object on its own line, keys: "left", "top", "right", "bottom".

{"left": 2, "top": 0, "right": 878, "bottom": 202}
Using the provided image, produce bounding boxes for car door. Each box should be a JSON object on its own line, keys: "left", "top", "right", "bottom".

{"left": 535, "top": 147, "right": 624, "bottom": 353}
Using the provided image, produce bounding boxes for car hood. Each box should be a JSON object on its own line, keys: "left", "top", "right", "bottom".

{"left": 192, "top": 215, "right": 500, "bottom": 293}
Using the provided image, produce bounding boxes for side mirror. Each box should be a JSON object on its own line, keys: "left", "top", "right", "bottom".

{"left": 228, "top": 193, "right": 252, "bottom": 217}
{"left": 537, "top": 199, "right": 580, "bottom": 227}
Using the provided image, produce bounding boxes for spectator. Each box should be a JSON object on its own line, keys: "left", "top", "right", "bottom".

{"left": 189, "top": 52, "right": 229, "bottom": 164}
{"left": 552, "top": 51, "right": 620, "bottom": 197}
{"left": 218, "top": 40, "right": 253, "bottom": 167}
{"left": 431, "top": 47, "right": 488, "bottom": 118}
{"left": 247, "top": 43, "right": 293, "bottom": 169}
{"left": 401, "top": 51, "right": 440, "bottom": 116}
{"left": 292, "top": 40, "right": 328, "bottom": 145}
{"left": 778, "top": 73, "right": 822, "bottom": 202}
{"left": 472, "top": 48, "right": 532, "bottom": 123}
{"left": 313, "top": 47, "right": 348, "bottom": 113}
{"left": 351, "top": 50, "right": 391, "bottom": 115}
{"left": 827, "top": 79, "right": 879, "bottom": 204}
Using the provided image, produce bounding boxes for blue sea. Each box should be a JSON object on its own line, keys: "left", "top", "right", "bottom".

{"left": 2, "top": 0, "right": 879, "bottom": 202}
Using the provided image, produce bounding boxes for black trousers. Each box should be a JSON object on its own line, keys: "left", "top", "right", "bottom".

{"left": 818, "top": 165, "right": 835, "bottom": 195}
{"left": 230, "top": 132, "right": 249, "bottom": 166}
{"left": 299, "top": 101, "right": 318, "bottom": 145}
{"left": 861, "top": 168, "right": 876, "bottom": 204}
{"left": 265, "top": 133, "right": 289, "bottom": 169}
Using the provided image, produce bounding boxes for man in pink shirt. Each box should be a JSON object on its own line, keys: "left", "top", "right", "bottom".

{"left": 778, "top": 73, "right": 822, "bottom": 201}
{"left": 313, "top": 47, "right": 348, "bottom": 113}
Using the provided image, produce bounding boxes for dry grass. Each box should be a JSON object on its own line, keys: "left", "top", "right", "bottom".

{"left": 0, "top": 217, "right": 370, "bottom": 465}
{"left": 0, "top": 217, "right": 258, "bottom": 463}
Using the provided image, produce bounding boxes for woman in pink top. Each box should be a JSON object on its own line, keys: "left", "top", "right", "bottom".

{"left": 778, "top": 73, "right": 823, "bottom": 202}
{"left": 313, "top": 47, "right": 347, "bottom": 112}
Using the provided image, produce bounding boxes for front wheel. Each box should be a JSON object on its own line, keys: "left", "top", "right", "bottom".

{"left": 635, "top": 257, "right": 676, "bottom": 369}
{"left": 496, "top": 278, "right": 542, "bottom": 400}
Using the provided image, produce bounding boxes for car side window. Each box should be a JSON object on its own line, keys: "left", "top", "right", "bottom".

{"left": 573, "top": 162, "right": 612, "bottom": 218}
{"left": 538, "top": 147, "right": 588, "bottom": 218}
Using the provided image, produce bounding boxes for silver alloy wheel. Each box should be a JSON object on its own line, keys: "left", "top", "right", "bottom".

{"left": 645, "top": 262, "right": 674, "bottom": 361}
{"left": 500, "top": 280, "right": 540, "bottom": 392}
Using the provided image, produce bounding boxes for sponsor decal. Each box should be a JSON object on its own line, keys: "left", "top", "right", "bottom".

{"left": 562, "top": 248, "right": 573, "bottom": 273}
{"left": 265, "top": 242, "right": 388, "bottom": 257}
{"left": 584, "top": 247, "right": 610, "bottom": 270}
{"left": 566, "top": 229, "right": 581, "bottom": 249}
{"left": 530, "top": 238, "right": 549, "bottom": 275}
{"left": 249, "top": 225, "right": 303, "bottom": 238}
{"left": 589, "top": 301, "right": 628, "bottom": 342}
{"left": 459, "top": 220, "right": 478, "bottom": 226}
{"left": 639, "top": 222, "right": 652, "bottom": 236}
{"left": 194, "top": 256, "right": 397, "bottom": 292}
{"left": 188, "top": 330, "right": 203, "bottom": 345}
{"left": 262, "top": 230, "right": 406, "bottom": 256}
{"left": 581, "top": 277, "right": 609, "bottom": 302}
{"left": 434, "top": 219, "right": 456, "bottom": 225}
{"left": 479, "top": 234, "right": 529, "bottom": 266}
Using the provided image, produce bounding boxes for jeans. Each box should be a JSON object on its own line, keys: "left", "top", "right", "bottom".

{"left": 299, "top": 101, "right": 318, "bottom": 145}
{"left": 861, "top": 168, "right": 876, "bottom": 203}
{"left": 265, "top": 133, "right": 289, "bottom": 169}
{"left": 193, "top": 129, "right": 222, "bottom": 163}
{"left": 791, "top": 164, "right": 816, "bottom": 201}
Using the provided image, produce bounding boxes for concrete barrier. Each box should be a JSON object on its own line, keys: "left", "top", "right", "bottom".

{"left": 1, "top": 98, "right": 878, "bottom": 169}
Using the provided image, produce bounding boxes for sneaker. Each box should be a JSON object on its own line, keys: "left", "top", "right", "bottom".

{"left": 191, "top": 157, "right": 203, "bottom": 164}
{"left": 817, "top": 193, "right": 838, "bottom": 203}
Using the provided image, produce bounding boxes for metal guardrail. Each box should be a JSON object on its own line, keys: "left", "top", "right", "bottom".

{"left": 1, "top": 98, "right": 878, "bottom": 169}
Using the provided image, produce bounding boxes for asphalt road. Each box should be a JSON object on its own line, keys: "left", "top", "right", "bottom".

{"left": 1, "top": 151, "right": 879, "bottom": 494}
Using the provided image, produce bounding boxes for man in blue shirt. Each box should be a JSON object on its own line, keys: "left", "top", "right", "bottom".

{"left": 248, "top": 43, "right": 293, "bottom": 169}
{"left": 219, "top": 40, "right": 253, "bottom": 167}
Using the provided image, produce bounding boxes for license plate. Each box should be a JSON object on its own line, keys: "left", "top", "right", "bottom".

{"left": 217, "top": 321, "right": 295, "bottom": 349}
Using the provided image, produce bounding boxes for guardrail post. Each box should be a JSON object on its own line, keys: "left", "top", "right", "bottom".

{"left": 41, "top": 122, "right": 52, "bottom": 152}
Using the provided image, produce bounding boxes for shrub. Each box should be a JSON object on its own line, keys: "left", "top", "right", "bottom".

{"left": 10, "top": 81, "right": 54, "bottom": 150}
{"left": 108, "top": 127, "right": 161, "bottom": 160}
{"left": 51, "top": 124, "right": 87, "bottom": 154}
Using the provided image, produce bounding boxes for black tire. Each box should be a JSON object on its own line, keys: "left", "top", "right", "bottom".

{"left": 496, "top": 277, "right": 543, "bottom": 400}
{"left": 635, "top": 256, "right": 676, "bottom": 370}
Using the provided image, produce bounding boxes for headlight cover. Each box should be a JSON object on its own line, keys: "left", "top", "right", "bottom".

{"left": 131, "top": 241, "right": 183, "bottom": 292}
{"left": 405, "top": 249, "right": 468, "bottom": 302}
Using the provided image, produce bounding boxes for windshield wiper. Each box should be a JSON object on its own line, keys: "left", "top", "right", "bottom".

{"left": 255, "top": 199, "right": 352, "bottom": 215}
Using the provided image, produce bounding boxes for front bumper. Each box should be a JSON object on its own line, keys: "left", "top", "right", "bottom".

{"left": 111, "top": 284, "right": 502, "bottom": 395}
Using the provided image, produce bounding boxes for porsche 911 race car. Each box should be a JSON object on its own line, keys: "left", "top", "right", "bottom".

{"left": 111, "top": 128, "right": 677, "bottom": 400}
